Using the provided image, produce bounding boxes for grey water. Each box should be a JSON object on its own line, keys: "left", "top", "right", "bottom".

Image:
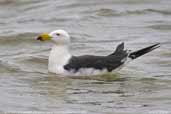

{"left": 0, "top": 0, "right": 171, "bottom": 114}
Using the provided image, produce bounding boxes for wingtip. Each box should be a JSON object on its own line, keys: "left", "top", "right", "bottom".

{"left": 151, "top": 43, "right": 160, "bottom": 50}
{"left": 129, "top": 43, "right": 160, "bottom": 59}
{"left": 154, "top": 43, "right": 160, "bottom": 46}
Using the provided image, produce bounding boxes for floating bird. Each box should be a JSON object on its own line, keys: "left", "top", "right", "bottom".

{"left": 37, "top": 30, "right": 160, "bottom": 76}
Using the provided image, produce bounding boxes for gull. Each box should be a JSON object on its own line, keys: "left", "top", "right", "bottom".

{"left": 37, "top": 29, "right": 160, "bottom": 76}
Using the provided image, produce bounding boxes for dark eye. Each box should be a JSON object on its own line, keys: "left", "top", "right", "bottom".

{"left": 56, "top": 33, "right": 60, "bottom": 36}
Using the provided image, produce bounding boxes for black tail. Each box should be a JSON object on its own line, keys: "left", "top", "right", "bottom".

{"left": 129, "top": 43, "right": 160, "bottom": 59}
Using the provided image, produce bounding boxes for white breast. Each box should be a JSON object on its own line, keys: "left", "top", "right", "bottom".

{"left": 48, "top": 45, "right": 71, "bottom": 74}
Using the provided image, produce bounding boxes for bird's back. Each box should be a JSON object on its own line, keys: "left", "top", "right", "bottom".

{"left": 64, "top": 43, "right": 128, "bottom": 73}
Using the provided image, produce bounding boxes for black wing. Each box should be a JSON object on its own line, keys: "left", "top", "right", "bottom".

{"left": 64, "top": 43, "right": 128, "bottom": 72}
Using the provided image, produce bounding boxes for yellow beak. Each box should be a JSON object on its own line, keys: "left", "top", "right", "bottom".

{"left": 37, "top": 33, "right": 51, "bottom": 41}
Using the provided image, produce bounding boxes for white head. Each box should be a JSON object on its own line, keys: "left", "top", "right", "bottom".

{"left": 37, "top": 29, "right": 70, "bottom": 45}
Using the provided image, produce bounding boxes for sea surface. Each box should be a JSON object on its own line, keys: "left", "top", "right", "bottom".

{"left": 0, "top": 0, "right": 171, "bottom": 114}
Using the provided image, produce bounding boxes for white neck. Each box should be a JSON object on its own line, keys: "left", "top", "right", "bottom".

{"left": 48, "top": 45, "right": 71, "bottom": 74}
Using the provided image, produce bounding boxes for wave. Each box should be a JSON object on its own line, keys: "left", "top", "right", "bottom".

{"left": 95, "top": 8, "right": 171, "bottom": 17}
